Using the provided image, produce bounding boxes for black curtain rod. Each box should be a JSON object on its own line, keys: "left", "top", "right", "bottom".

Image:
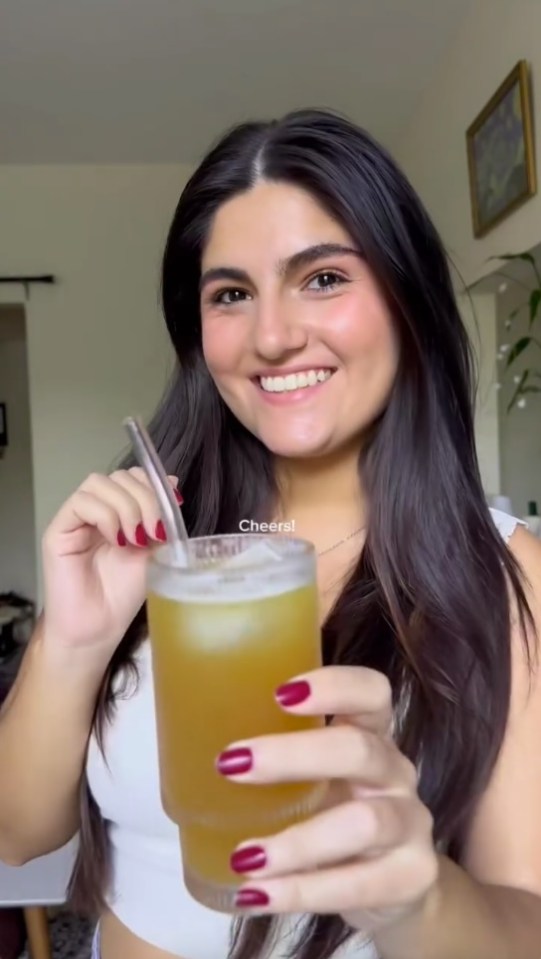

{"left": 0, "top": 275, "right": 56, "bottom": 284}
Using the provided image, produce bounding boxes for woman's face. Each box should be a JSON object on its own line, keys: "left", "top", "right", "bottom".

{"left": 200, "top": 180, "right": 399, "bottom": 459}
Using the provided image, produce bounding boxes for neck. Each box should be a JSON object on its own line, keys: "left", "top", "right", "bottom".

{"left": 275, "top": 444, "right": 366, "bottom": 531}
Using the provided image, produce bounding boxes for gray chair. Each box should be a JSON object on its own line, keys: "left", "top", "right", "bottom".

{"left": 0, "top": 838, "right": 78, "bottom": 959}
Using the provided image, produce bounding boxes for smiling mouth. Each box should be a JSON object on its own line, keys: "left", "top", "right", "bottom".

{"left": 256, "top": 368, "right": 335, "bottom": 394}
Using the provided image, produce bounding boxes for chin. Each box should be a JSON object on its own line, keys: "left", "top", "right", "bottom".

{"left": 258, "top": 431, "right": 337, "bottom": 459}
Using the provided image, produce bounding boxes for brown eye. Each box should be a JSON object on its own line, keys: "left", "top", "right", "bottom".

{"left": 212, "top": 288, "right": 250, "bottom": 305}
{"left": 306, "top": 271, "right": 346, "bottom": 292}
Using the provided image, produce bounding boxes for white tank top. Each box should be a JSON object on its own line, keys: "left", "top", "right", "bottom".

{"left": 86, "top": 508, "right": 524, "bottom": 958}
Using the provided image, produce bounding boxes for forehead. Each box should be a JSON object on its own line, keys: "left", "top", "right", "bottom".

{"left": 201, "top": 180, "right": 352, "bottom": 268}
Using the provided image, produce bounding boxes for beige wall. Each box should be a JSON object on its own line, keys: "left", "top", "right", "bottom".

{"left": 396, "top": 0, "right": 541, "bottom": 495}
{"left": 496, "top": 281, "right": 541, "bottom": 515}
{"left": 0, "top": 307, "right": 36, "bottom": 600}
{"left": 458, "top": 292, "right": 500, "bottom": 496}
{"left": 397, "top": 0, "right": 541, "bottom": 290}
{"left": 0, "top": 165, "right": 192, "bottom": 601}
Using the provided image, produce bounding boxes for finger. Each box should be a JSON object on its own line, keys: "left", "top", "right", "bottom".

{"left": 230, "top": 797, "right": 424, "bottom": 878}
{"left": 233, "top": 845, "right": 438, "bottom": 915}
{"left": 45, "top": 470, "right": 181, "bottom": 549}
{"left": 275, "top": 666, "right": 393, "bottom": 735}
{"left": 108, "top": 469, "right": 167, "bottom": 543}
{"left": 126, "top": 466, "right": 181, "bottom": 494}
{"left": 217, "top": 725, "right": 416, "bottom": 791}
{"left": 44, "top": 491, "right": 127, "bottom": 550}
{"left": 77, "top": 472, "right": 153, "bottom": 547}
{"left": 120, "top": 467, "right": 184, "bottom": 518}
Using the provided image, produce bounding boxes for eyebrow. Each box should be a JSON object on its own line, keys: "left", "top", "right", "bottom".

{"left": 199, "top": 242, "right": 361, "bottom": 292}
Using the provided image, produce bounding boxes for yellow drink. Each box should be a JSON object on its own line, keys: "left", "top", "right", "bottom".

{"left": 146, "top": 534, "right": 324, "bottom": 912}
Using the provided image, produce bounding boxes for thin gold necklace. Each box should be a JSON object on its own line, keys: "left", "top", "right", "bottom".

{"left": 317, "top": 526, "right": 365, "bottom": 557}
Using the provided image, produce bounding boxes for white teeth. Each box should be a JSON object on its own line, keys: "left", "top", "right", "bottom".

{"left": 259, "top": 369, "right": 333, "bottom": 393}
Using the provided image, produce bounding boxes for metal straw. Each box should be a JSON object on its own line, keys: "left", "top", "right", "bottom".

{"left": 123, "top": 416, "right": 189, "bottom": 563}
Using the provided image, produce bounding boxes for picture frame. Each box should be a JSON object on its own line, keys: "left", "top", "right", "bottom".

{"left": 466, "top": 60, "right": 536, "bottom": 238}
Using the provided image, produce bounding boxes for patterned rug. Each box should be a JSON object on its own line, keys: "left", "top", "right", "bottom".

{"left": 21, "top": 911, "right": 95, "bottom": 959}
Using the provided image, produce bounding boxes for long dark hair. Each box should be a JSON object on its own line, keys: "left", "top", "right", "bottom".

{"left": 68, "top": 109, "right": 533, "bottom": 959}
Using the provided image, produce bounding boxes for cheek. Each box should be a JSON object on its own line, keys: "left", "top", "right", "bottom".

{"left": 201, "top": 319, "right": 242, "bottom": 377}
{"left": 326, "top": 293, "right": 397, "bottom": 368}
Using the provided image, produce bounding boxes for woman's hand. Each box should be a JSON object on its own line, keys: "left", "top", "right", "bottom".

{"left": 217, "top": 666, "right": 439, "bottom": 935}
{"left": 41, "top": 467, "right": 181, "bottom": 654}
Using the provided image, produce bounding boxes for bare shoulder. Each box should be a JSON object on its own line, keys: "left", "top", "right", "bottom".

{"left": 507, "top": 525, "right": 541, "bottom": 674}
{"left": 508, "top": 523, "right": 541, "bottom": 592}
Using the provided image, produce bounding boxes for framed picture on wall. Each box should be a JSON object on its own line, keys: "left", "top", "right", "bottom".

{"left": 466, "top": 60, "right": 537, "bottom": 238}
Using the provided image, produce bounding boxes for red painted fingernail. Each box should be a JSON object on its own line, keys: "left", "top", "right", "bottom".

{"left": 230, "top": 846, "right": 267, "bottom": 874}
{"left": 155, "top": 520, "right": 167, "bottom": 542}
{"left": 117, "top": 530, "right": 127, "bottom": 547}
{"left": 135, "top": 523, "right": 148, "bottom": 547}
{"left": 216, "top": 748, "right": 253, "bottom": 776}
{"left": 275, "top": 680, "right": 311, "bottom": 707}
{"left": 174, "top": 488, "right": 184, "bottom": 504}
{"left": 235, "top": 889, "right": 270, "bottom": 909}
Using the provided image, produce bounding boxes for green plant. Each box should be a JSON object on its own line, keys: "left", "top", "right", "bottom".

{"left": 491, "top": 251, "right": 541, "bottom": 412}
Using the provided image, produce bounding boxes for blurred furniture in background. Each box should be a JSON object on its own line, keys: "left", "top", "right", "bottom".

{"left": 0, "top": 840, "right": 78, "bottom": 959}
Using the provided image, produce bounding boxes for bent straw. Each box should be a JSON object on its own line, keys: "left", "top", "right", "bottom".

{"left": 123, "top": 416, "right": 188, "bottom": 563}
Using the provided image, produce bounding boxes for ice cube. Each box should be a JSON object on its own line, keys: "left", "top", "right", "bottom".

{"left": 220, "top": 539, "right": 284, "bottom": 568}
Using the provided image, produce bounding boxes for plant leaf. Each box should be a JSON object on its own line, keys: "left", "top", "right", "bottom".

{"left": 507, "top": 369, "right": 528, "bottom": 412}
{"left": 522, "top": 386, "right": 541, "bottom": 394}
{"left": 529, "top": 289, "right": 541, "bottom": 328}
{"left": 488, "top": 251, "right": 541, "bottom": 286}
{"left": 505, "top": 336, "right": 531, "bottom": 367}
{"left": 490, "top": 252, "right": 537, "bottom": 264}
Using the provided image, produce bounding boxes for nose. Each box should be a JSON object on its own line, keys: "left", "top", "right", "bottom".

{"left": 252, "top": 301, "right": 308, "bottom": 360}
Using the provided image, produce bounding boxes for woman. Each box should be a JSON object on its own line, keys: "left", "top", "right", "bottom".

{"left": 1, "top": 109, "right": 541, "bottom": 959}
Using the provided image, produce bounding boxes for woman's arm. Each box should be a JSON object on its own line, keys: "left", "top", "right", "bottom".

{"left": 0, "top": 618, "right": 109, "bottom": 864}
{"left": 0, "top": 466, "right": 173, "bottom": 865}
{"left": 376, "top": 853, "right": 541, "bottom": 959}
{"left": 376, "top": 524, "right": 541, "bottom": 959}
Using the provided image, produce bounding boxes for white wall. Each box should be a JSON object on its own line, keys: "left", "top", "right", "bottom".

{"left": 0, "top": 165, "right": 192, "bottom": 601}
{"left": 397, "top": 0, "right": 541, "bottom": 289}
{"left": 0, "top": 307, "right": 36, "bottom": 600}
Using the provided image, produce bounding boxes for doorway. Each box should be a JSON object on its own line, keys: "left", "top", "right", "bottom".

{"left": 0, "top": 304, "right": 37, "bottom": 652}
